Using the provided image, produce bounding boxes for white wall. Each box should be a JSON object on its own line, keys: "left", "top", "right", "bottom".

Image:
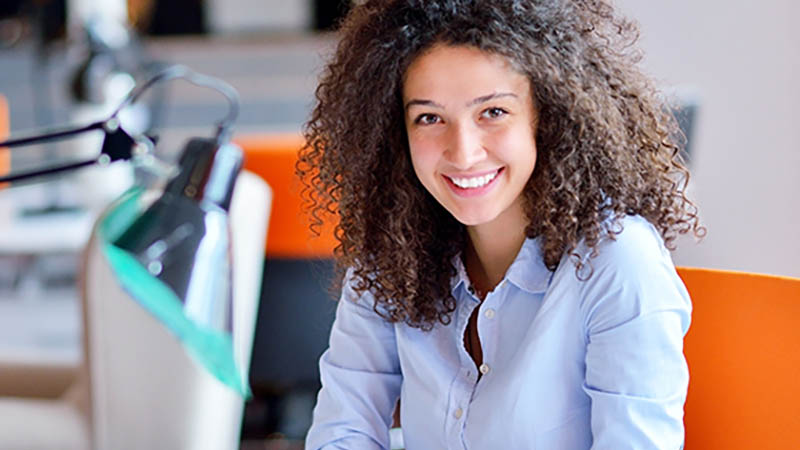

{"left": 205, "top": 0, "right": 312, "bottom": 33}
{"left": 614, "top": 0, "right": 800, "bottom": 277}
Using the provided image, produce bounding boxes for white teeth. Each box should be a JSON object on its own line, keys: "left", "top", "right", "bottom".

{"left": 450, "top": 171, "right": 498, "bottom": 189}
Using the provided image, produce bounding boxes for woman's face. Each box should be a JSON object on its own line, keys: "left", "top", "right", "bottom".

{"left": 403, "top": 44, "right": 538, "bottom": 229}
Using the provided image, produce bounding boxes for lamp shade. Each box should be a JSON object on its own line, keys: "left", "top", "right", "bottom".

{"left": 98, "top": 137, "right": 249, "bottom": 396}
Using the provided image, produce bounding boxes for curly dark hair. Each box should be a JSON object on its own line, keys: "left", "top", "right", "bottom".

{"left": 298, "top": 0, "right": 703, "bottom": 330}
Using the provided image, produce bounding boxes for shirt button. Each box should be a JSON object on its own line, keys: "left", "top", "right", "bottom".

{"left": 501, "top": 280, "right": 508, "bottom": 289}
{"left": 454, "top": 408, "right": 463, "bottom": 419}
{"left": 467, "top": 286, "right": 475, "bottom": 295}
{"left": 479, "top": 363, "right": 490, "bottom": 375}
{"left": 484, "top": 308, "right": 495, "bottom": 319}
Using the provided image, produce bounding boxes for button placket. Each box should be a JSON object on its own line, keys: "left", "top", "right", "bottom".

{"left": 451, "top": 298, "right": 477, "bottom": 439}
{"left": 475, "top": 284, "right": 504, "bottom": 384}
{"left": 458, "top": 299, "right": 477, "bottom": 364}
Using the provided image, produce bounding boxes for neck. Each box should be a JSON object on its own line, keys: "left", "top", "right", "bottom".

{"left": 464, "top": 201, "right": 528, "bottom": 294}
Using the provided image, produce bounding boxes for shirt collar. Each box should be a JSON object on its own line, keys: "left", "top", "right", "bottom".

{"left": 450, "top": 237, "right": 553, "bottom": 296}
{"left": 505, "top": 237, "right": 553, "bottom": 294}
{"left": 450, "top": 253, "right": 470, "bottom": 294}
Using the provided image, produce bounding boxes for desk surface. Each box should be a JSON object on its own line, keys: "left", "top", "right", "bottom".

{"left": 0, "top": 292, "right": 81, "bottom": 367}
{"left": 0, "top": 209, "right": 93, "bottom": 254}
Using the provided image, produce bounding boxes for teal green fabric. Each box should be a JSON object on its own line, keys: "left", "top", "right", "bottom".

{"left": 98, "top": 187, "right": 250, "bottom": 397}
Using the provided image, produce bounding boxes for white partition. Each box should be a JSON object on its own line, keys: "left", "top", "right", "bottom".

{"left": 206, "top": 0, "right": 312, "bottom": 34}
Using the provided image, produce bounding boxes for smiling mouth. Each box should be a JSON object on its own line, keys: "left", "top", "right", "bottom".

{"left": 445, "top": 168, "right": 503, "bottom": 189}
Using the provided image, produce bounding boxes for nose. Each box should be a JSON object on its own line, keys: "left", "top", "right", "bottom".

{"left": 445, "top": 122, "right": 486, "bottom": 170}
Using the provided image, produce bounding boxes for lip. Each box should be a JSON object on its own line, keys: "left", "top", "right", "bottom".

{"left": 443, "top": 168, "right": 501, "bottom": 179}
{"left": 443, "top": 167, "right": 504, "bottom": 197}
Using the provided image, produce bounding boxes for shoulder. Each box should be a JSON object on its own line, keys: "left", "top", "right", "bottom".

{"left": 591, "top": 214, "right": 665, "bottom": 260}
{"left": 576, "top": 215, "right": 673, "bottom": 281}
{"left": 559, "top": 215, "right": 691, "bottom": 333}
{"left": 338, "top": 268, "right": 395, "bottom": 325}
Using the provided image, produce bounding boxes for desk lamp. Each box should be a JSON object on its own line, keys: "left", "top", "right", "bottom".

{"left": 0, "top": 65, "right": 249, "bottom": 396}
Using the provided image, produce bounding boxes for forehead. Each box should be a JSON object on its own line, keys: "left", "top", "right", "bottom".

{"left": 402, "top": 44, "right": 530, "bottom": 101}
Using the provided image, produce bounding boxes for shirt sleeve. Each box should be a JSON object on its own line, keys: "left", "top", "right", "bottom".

{"left": 305, "top": 271, "right": 402, "bottom": 450}
{"left": 580, "top": 218, "right": 691, "bottom": 449}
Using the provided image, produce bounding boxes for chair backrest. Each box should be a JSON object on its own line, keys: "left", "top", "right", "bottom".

{"left": 82, "top": 170, "right": 271, "bottom": 449}
{"left": 677, "top": 267, "right": 800, "bottom": 450}
{"left": 234, "top": 133, "right": 338, "bottom": 396}
{"left": 234, "top": 133, "right": 336, "bottom": 259}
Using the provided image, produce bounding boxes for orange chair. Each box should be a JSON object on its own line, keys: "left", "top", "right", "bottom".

{"left": 677, "top": 267, "right": 800, "bottom": 449}
{"left": 231, "top": 133, "right": 340, "bottom": 438}
{"left": 233, "top": 133, "right": 336, "bottom": 259}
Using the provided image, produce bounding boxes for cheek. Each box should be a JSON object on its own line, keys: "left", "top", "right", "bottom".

{"left": 408, "top": 137, "right": 441, "bottom": 179}
{"left": 519, "top": 143, "right": 537, "bottom": 176}
{"left": 498, "top": 127, "right": 537, "bottom": 168}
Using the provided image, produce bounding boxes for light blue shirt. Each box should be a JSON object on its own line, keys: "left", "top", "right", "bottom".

{"left": 306, "top": 215, "right": 691, "bottom": 449}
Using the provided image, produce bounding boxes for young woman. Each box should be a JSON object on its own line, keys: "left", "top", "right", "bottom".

{"left": 298, "top": 1, "right": 703, "bottom": 448}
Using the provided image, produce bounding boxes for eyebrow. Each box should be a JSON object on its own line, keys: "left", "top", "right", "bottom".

{"left": 404, "top": 92, "right": 518, "bottom": 111}
{"left": 467, "top": 92, "right": 518, "bottom": 107}
{"left": 405, "top": 99, "right": 444, "bottom": 110}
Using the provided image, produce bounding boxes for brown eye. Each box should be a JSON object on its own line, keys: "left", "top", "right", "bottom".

{"left": 415, "top": 113, "right": 441, "bottom": 125}
{"left": 481, "top": 107, "right": 508, "bottom": 119}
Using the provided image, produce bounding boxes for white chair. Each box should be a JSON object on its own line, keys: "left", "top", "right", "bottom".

{"left": 0, "top": 170, "right": 271, "bottom": 450}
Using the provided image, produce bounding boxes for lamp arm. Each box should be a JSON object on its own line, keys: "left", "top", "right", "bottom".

{"left": 0, "top": 118, "right": 139, "bottom": 184}
{"left": 0, "top": 65, "right": 239, "bottom": 185}
{"left": 0, "top": 159, "right": 98, "bottom": 184}
{"left": 112, "top": 65, "right": 239, "bottom": 141}
{"left": 0, "top": 121, "right": 105, "bottom": 148}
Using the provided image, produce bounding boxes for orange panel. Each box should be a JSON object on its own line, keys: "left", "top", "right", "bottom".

{"left": 0, "top": 95, "right": 9, "bottom": 188}
{"left": 234, "top": 133, "right": 337, "bottom": 259}
{"left": 677, "top": 267, "right": 800, "bottom": 450}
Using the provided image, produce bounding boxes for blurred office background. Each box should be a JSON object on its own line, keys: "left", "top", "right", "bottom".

{"left": 614, "top": 0, "right": 800, "bottom": 280}
{"left": 0, "top": 0, "right": 797, "bottom": 448}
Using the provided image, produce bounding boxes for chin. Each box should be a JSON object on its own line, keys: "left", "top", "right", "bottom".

{"left": 447, "top": 208, "right": 497, "bottom": 227}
